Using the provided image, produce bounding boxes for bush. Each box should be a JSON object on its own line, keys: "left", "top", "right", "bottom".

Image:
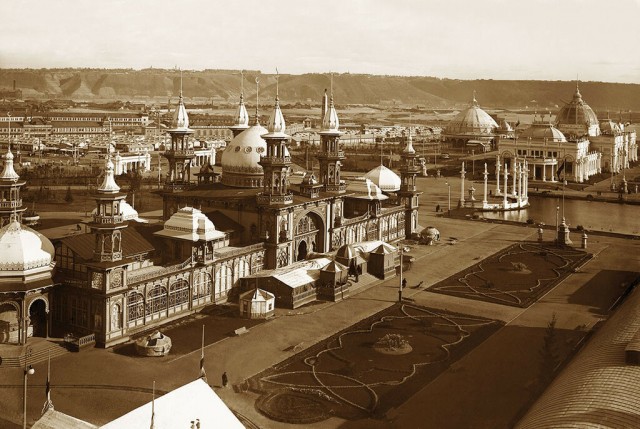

{"left": 576, "top": 225, "right": 584, "bottom": 231}
{"left": 526, "top": 218, "right": 535, "bottom": 224}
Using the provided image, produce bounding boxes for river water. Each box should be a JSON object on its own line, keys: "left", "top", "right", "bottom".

{"left": 479, "top": 196, "right": 640, "bottom": 236}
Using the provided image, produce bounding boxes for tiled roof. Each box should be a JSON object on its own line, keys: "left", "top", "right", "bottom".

{"left": 60, "top": 226, "right": 155, "bottom": 261}
{"left": 516, "top": 287, "right": 640, "bottom": 429}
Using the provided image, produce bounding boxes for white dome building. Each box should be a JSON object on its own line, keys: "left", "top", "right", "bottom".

{"left": 364, "top": 165, "right": 401, "bottom": 192}
{"left": 443, "top": 95, "right": 499, "bottom": 150}
{"left": 221, "top": 124, "right": 269, "bottom": 188}
{"left": 555, "top": 84, "right": 600, "bottom": 138}
{"left": 0, "top": 219, "right": 55, "bottom": 344}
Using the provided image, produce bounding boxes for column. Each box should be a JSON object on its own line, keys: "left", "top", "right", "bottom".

{"left": 542, "top": 163, "right": 546, "bottom": 181}
{"left": 503, "top": 163, "right": 508, "bottom": 208}
{"left": 482, "top": 163, "right": 488, "bottom": 205}
{"left": 512, "top": 160, "right": 517, "bottom": 196}
{"left": 495, "top": 158, "right": 501, "bottom": 195}
{"left": 459, "top": 162, "right": 466, "bottom": 205}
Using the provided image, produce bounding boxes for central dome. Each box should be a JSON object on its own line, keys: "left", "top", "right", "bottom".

{"left": 555, "top": 86, "right": 600, "bottom": 138}
{"left": 445, "top": 98, "right": 498, "bottom": 137}
{"left": 221, "top": 124, "right": 268, "bottom": 188}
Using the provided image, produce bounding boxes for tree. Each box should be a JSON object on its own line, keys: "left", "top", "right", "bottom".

{"left": 539, "top": 313, "right": 559, "bottom": 389}
{"left": 64, "top": 186, "right": 74, "bottom": 203}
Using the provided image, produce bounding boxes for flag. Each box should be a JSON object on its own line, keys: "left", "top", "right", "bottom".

{"left": 556, "top": 160, "right": 565, "bottom": 178}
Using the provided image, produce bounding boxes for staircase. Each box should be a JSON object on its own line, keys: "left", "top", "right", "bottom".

{"left": 0, "top": 339, "right": 70, "bottom": 369}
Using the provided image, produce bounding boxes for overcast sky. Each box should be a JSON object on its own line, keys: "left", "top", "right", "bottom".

{"left": 1, "top": 0, "right": 639, "bottom": 83}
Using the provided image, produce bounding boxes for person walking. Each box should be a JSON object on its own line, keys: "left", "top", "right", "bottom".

{"left": 222, "top": 371, "right": 228, "bottom": 388}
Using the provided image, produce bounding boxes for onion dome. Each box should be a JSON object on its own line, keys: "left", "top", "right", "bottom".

{"left": 346, "top": 177, "right": 388, "bottom": 200}
{"left": 403, "top": 129, "right": 416, "bottom": 154}
{"left": 156, "top": 207, "right": 225, "bottom": 242}
{"left": 230, "top": 93, "right": 250, "bottom": 132}
{"left": 0, "top": 219, "right": 54, "bottom": 272}
{"left": 221, "top": 124, "right": 270, "bottom": 187}
{"left": 364, "top": 165, "right": 401, "bottom": 192}
{"left": 555, "top": 84, "right": 599, "bottom": 137}
{"left": 520, "top": 122, "right": 567, "bottom": 143}
{"left": 0, "top": 147, "right": 20, "bottom": 182}
{"left": 320, "top": 94, "right": 341, "bottom": 134}
{"left": 263, "top": 95, "right": 288, "bottom": 138}
{"left": 169, "top": 92, "right": 191, "bottom": 132}
{"left": 444, "top": 95, "right": 498, "bottom": 136}
{"left": 98, "top": 157, "right": 121, "bottom": 193}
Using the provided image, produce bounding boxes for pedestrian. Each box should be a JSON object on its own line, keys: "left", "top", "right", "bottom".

{"left": 402, "top": 278, "right": 407, "bottom": 289}
{"left": 222, "top": 371, "right": 228, "bottom": 388}
{"left": 436, "top": 204, "right": 440, "bottom": 212}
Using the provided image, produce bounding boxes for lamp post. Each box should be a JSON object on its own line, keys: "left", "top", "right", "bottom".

{"left": 398, "top": 246, "right": 404, "bottom": 303}
{"left": 445, "top": 182, "right": 451, "bottom": 215}
{"left": 555, "top": 205, "right": 559, "bottom": 244}
{"left": 23, "top": 347, "right": 34, "bottom": 429}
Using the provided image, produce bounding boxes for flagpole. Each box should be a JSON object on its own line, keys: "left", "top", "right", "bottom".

{"left": 42, "top": 350, "right": 54, "bottom": 416}
{"left": 150, "top": 381, "right": 155, "bottom": 429}
{"left": 199, "top": 325, "right": 207, "bottom": 382}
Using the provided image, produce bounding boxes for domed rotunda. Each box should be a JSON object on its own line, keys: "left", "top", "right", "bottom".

{"left": 555, "top": 83, "right": 600, "bottom": 138}
{"left": 443, "top": 95, "right": 499, "bottom": 149}
{"left": 221, "top": 124, "right": 269, "bottom": 188}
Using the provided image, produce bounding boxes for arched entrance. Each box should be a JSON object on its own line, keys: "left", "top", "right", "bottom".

{"left": 29, "top": 299, "right": 47, "bottom": 338}
{"left": 294, "top": 211, "right": 325, "bottom": 260}
{"left": 298, "top": 240, "right": 308, "bottom": 261}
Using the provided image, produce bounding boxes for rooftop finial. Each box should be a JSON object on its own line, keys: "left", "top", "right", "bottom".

{"left": 180, "top": 68, "right": 183, "bottom": 98}
{"left": 330, "top": 72, "right": 334, "bottom": 98}
{"left": 240, "top": 70, "right": 244, "bottom": 97}
{"left": 255, "top": 76, "right": 260, "bottom": 125}
{"left": 275, "top": 68, "right": 279, "bottom": 101}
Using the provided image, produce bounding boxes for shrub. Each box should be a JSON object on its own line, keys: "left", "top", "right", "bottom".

{"left": 526, "top": 218, "right": 535, "bottom": 224}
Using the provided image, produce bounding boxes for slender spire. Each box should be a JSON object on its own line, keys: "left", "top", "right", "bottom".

{"left": 265, "top": 70, "right": 286, "bottom": 136}
{"left": 232, "top": 70, "right": 249, "bottom": 129}
{"left": 472, "top": 90, "right": 478, "bottom": 106}
{"left": 180, "top": 68, "right": 183, "bottom": 97}
{"left": 254, "top": 77, "right": 260, "bottom": 125}
{"left": 321, "top": 74, "right": 340, "bottom": 133}
{"left": 275, "top": 68, "right": 279, "bottom": 101}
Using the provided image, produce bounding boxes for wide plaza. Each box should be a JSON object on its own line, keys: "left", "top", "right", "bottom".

{"left": 1, "top": 203, "right": 638, "bottom": 428}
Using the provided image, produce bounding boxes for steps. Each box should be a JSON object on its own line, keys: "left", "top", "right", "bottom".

{"left": 0, "top": 339, "right": 70, "bottom": 369}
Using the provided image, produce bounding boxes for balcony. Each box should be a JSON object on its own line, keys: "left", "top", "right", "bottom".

{"left": 256, "top": 193, "right": 294, "bottom": 206}
{"left": 92, "top": 214, "right": 124, "bottom": 224}
{"left": 0, "top": 199, "right": 22, "bottom": 209}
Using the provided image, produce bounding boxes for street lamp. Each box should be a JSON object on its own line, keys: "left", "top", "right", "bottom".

{"left": 398, "top": 246, "right": 407, "bottom": 303}
{"left": 555, "top": 205, "right": 559, "bottom": 244}
{"left": 445, "top": 182, "right": 451, "bottom": 215}
{"left": 23, "top": 347, "right": 34, "bottom": 429}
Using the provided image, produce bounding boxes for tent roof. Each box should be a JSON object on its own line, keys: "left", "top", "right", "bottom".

{"left": 101, "top": 379, "right": 243, "bottom": 429}
{"left": 33, "top": 409, "right": 97, "bottom": 429}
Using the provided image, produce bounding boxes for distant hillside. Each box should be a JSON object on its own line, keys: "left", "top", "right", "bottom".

{"left": 1, "top": 68, "right": 639, "bottom": 111}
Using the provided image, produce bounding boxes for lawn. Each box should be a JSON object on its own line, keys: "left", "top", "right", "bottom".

{"left": 248, "top": 303, "right": 502, "bottom": 424}
{"left": 429, "top": 242, "right": 592, "bottom": 307}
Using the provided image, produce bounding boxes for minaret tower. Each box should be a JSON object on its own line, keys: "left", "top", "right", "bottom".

{"left": 258, "top": 73, "right": 294, "bottom": 268}
{"left": 0, "top": 145, "right": 26, "bottom": 226}
{"left": 88, "top": 156, "right": 127, "bottom": 262}
{"left": 163, "top": 72, "right": 194, "bottom": 192}
{"left": 397, "top": 127, "right": 422, "bottom": 237}
{"left": 229, "top": 70, "right": 250, "bottom": 137}
{"left": 317, "top": 77, "right": 346, "bottom": 193}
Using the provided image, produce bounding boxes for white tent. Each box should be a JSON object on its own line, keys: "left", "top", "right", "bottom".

{"left": 101, "top": 379, "right": 243, "bottom": 429}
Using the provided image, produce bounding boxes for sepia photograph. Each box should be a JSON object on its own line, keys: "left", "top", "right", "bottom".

{"left": 0, "top": 0, "right": 639, "bottom": 427}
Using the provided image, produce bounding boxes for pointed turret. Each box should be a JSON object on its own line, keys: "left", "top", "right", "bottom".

{"left": 162, "top": 71, "right": 195, "bottom": 195}
{"left": 88, "top": 156, "right": 128, "bottom": 262}
{"left": 398, "top": 126, "right": 422, "bottom": 237}
{"left": 317, "top": 78, "right": 346, "bottom": 194}
{"left": 0, "top": 146, "right": 26, "bottom": 226}
{"left": 229, "top": 72, "right": 250, "bottom": 137}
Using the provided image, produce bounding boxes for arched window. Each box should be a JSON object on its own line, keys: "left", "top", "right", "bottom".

{"left": 128, "top": 292, "right": 144, "bottom": 322}
{"left": 169, "top": 279, "right": 189, "bottom": 308}
{"left": 111, "top": 303, "right": 122, "bottom": 331}
{"left": 146, "top": 285, "right": 167, "bottom": 316}
{"left": 193, "top": 272, "right": 212, "bottom": 300}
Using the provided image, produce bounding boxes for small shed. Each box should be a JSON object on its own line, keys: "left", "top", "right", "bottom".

{"left": 239, "top": 288, "right": 275, "bottom": 319}
{"left": 369, "top": 243, "right": 396, "bottom": 280}
{"left": 318, "top": 260, "right": 350, "bottom": 301}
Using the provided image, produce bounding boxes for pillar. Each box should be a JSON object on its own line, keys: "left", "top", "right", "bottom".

{"left": 512, "top": 160, "right": 517, "bottom": 196}
{"left": 503, "top": 163, "right": 508, "bottom": 209}
{"left": 495, "top": 159, "right": 501, "bottom": 195}
{"left": 459, "top": 162, "right": 466, "bottom": 205}
{"left": 482, "top": 162, "right": 488, "bottom": 205}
